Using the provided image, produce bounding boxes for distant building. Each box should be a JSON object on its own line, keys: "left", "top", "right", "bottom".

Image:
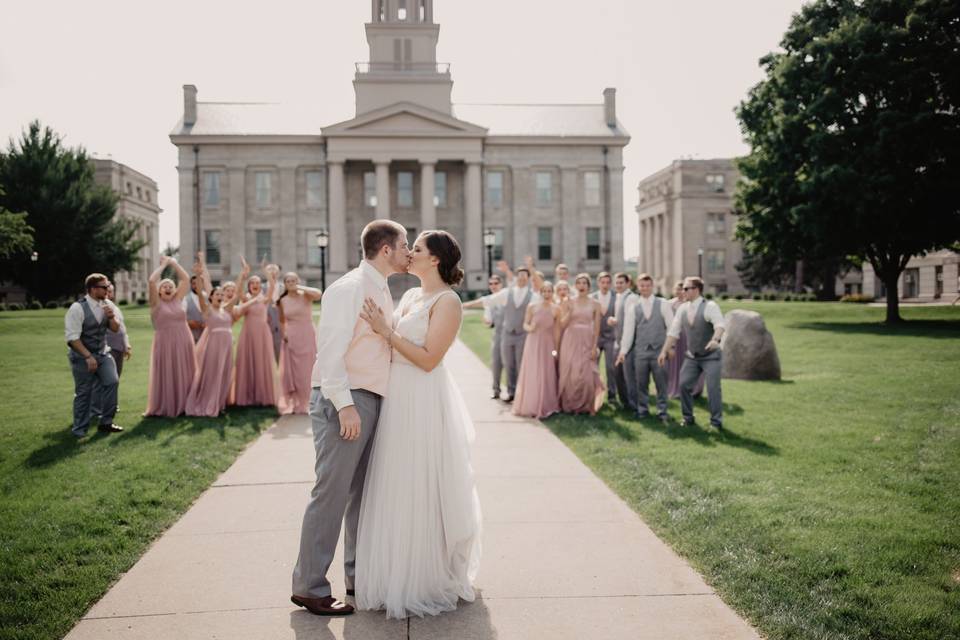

{"left": 169, "top": 0, "right": 629, "bottom": 291}
{"left": 91, "top": 159, "right": 161, "bottom": 302}
{"left": 862, "top": 250, "right": 959, "bottom": 302}
{"left": 636, "top": 159, "right": 745, "bottom": 295}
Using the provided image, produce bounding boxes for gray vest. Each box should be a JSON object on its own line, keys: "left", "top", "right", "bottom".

{"left": 682, "top": 299, "right": 720, "bottom": 360}
{"left": 77, "top": 298, "right": 109, "bottom": 355}
{"left": 596, "top": 292, "right": 616, "bottom": 342}
{"left": 633, "top": 296, "right": 667, "bottom": 353}
{"left": 490, "top": 303, "right": 505, "bottom": 340}
{"left": 502, "top": 287, "right": 532, "bottom": 336}
{"left": 106, "top": 320, "right": 126, "bottom": 352}
{"left": 186, "top": 294, "right": 204, "bottom": 342}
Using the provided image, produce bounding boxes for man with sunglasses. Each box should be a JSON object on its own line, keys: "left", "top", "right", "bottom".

{"left": 64, "top": 273, "right": 124, "bottom": 438}
{"left": 658, "top": 277, "right": 726, "bottom": 429}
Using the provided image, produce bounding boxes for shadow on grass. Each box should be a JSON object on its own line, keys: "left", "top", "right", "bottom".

{"left": 24, "top": 408, "right": 275, "bottom": 469}
{"left": 793, "top": 319, "right": 960, "bottom": 339}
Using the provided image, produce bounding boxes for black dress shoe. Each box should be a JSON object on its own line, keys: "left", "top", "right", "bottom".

{"left": 97, "top": 423, "right": 124, "bottom": 433}
{"left": 490, "top": 392, "right": 501, "bottom": 400}
{"left": 711, "top": 422, "right": 724, "bottom": 431}
{"left": 504, "top": 395, "right": 514, "bottom": 403}
{"left": 681, "top": 419, "right": 697, "bottom": 427}
{"left": 345, "top": 588, "right": 355, "bottom": 597}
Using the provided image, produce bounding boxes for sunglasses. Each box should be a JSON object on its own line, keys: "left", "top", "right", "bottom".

{"left": 682, "top": 286, "right": 698, "bottom": 291}
{"left": 90, "top": 284, "right": 109, "bottom": 290}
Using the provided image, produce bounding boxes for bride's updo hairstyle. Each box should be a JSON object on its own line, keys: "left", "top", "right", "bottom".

{"left": 422, "top": 230, "right": 464, "bottom": 287}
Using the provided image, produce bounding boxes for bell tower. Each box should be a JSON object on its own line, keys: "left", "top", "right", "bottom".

{"left": 354, "top": 0, "right": 453, "bottom": 115}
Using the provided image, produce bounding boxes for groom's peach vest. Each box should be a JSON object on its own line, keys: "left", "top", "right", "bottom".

{"left": 345, "top": 273, "right": 393, "bottom": 397}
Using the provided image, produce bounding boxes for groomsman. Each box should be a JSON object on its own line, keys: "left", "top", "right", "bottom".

{"left": 64, "top": 274, "right": 124, "bottom": 437}
{"left": 659, "top": 276, "right": 726, "bottom": 429}
{"left": 610, "top": 272, "right": 638, "bottom": 410}
{"left": 590, "top": 272, "right": 618, "bottom": 402}
{"left": 485, "top": 267, "right": 540, "bottom": 402}
{"left": 184, "top": 275, "right": 205, "bottom": 343}
{"left": 617, "top": 273, "right": 673, "bottom": 421}
{"left": 463, "top": 274, "right": 506, "bottom": 399}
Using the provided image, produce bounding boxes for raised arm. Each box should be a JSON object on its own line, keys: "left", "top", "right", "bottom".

{"left": 298, "top": 284, "right": 323, "bottom": 302}
{"left": 168, "top": 258, "right": 191, "bottom": 300}
{"left": 148, "top": 256, "right": 169, "bottom": 308}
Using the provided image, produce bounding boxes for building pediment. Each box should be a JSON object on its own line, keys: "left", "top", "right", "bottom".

{"left": 323, "top": 102, "right": 487, "bottom": 138}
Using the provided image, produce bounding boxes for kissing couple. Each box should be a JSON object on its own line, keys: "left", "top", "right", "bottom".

{"left": 290, "top": 220, "right": 482, "bottom": 620}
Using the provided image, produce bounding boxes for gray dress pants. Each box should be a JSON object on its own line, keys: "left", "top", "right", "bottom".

{"left": 679, "top": 354, "right": 723, "bottom": 426}
{"left": 500, "top": 332, "right": 526, "bottom": 397}
{"left": 597, "top": 338, "right": 617, "bottom": 400}
{"left": 634, "top": 347, "right": 669, "bottom": 417}
{"left": 616, "top": 349, "right": 638, "bottom": 411}
{"left": 292, "top": 388, "right": 381, "bottom": 598}
{"left": 69, "top": 351, "right": 118, "bottom": 436}
{"left": 491, "top": 332, "right": 504, "bottom": 396}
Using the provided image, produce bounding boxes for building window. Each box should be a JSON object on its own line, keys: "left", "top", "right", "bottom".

{"left": 255, "top": 229, "right": 272, "bottom": 262}
{"left": 204, "top": 230, "right": 221, "bottom": 265}
{"left": 706, "top": 249, "right": 725, "bottom": 273}
{"left": 255, "top": 172, "right": 272, "bottom": 207}
{"left": 204, "top": 172, "right": 221, "bottom": 206}
{"left": 706, "top": 212, "right": 726, "bottom": 236}
{"left": 397, "top": 171, "right": 414, "bottom": 207}
{"left": 536, "top": 172, "right": 553, "bottom": 206}
{"left": 537, "top": 227, "right": 553, "bottom": 261}
{"left": 435, "top": 171, "right": 447, "bottom": 207}
{"left": 364, "top": 171, "right": 376, "bottom": 207}
{"left": 490, "top": 227, "right": 504, "bottom": 261}
{"left": 584, "top": 171, "right": 601, "bottom": 206}
{"left": 306, "top": 171, "right": 324, "bottom": 208}
{"left": 706, "top": 173, "right": 725, "bottom": 192}
{"left": 306, "top": 230, "right": 322, "bottom": 266}
{"left": 406, "top": 227, "right": 418, "bottom": 249}
{"left": 397, "top": 1, "right": 407, "bottom": 20}
{"left": 136, "top": 186, "right": 142, "bottom": 199}
{"left": 145, "top": 190, "right": 151, "bottom": 203}
{"left": 126, "top": 182, "right": 132, "bottom": 194}
{"left": 487, "top": 171, "right": 504, "bottom": 208}
{"left": 586, "top": 227, "right": 601, "bottom": 260}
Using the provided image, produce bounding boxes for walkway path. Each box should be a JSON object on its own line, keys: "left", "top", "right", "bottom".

{"left": 66, "top": 341, "right": 761, "bottom": 639}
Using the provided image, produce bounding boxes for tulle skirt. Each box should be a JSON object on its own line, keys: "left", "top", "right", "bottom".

{"left": 355, "top": 361, "right": 482, "bottom": 619}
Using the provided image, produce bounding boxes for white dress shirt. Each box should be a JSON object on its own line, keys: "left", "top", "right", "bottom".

{"left": 667, "top": 296, "right": 726, "bottom": 340}
{"left": 65, "top": 295, "right": 118, "bottom": 347}
{"left": 594, "top": 290, "right": 613, "bottom": 310}
{"left": 311, "top": 261, "right": 392, "bottom": 410}
{"left": 181, "top": 291, "right": 200, "bottom": 312}
{"left": 618, "top": 295, "right": 674, "bottom": 358}
{"left": 110, "top": 304, "right": 132, "bottom": 350}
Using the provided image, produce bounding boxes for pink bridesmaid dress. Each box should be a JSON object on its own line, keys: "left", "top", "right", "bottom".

{"left": 145, "top": 299, "right": 197, "bottom": 417}
{"left": 558, "top": 302, "right": 606, "bottom": 415}
{"left": 513, "top": 305, "right": 560, "bottom": 419}
{"left": 277, "top": 294, "right": 317, "bottom": 415}
{"left": 233, "top": 297, "right": 277, "bottom": 407}
{"left": 185, "top": 309, "right": 234, "bottom": 417}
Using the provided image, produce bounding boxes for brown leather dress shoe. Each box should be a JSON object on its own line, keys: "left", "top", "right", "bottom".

{"left": 291, "top": 594, "right": 355, "bottom": 616}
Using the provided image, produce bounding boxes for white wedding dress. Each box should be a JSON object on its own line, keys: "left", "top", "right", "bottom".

{"left": 355, "top": 287, "right": 482, "bottom": 619}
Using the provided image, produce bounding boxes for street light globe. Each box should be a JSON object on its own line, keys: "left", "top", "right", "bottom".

{"left": 483, "top": 229, "right": 496, "bottom": 248}
{"left": 316, "top": 230, "right": 329, "bottom": 249}
{"left": 697, "top": 248, "right": 704, "bottom": 256}
{"left": 31, "top": 251, "right": 39, "bottom": 262}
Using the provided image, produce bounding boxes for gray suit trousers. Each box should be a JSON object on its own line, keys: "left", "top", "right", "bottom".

{"left": 500, "top": 332, "right": 526, "bottom": 396}
{"left": 69, "top": 351, "right": 118, "bottom": 436}
{"left": 292, "top": 388, "right": 381, "bottom": 598}
{"left": 597, "top": 338, "right": 617, "bottom": 399}
{"left": 617, "top": 350, "right": 638, "bottom": 411}
{"left": 680, "top": 354, "right": 723, "bottom": 426}
{"left": 491, "top": 331, "right": 504, "bottom": 395}
{"left": 634, "top": 349, "right": 668, "bottom": 417}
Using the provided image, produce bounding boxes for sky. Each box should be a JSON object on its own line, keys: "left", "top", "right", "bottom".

{"left": 0, "top": 0, "right": 805, "bottom": 260}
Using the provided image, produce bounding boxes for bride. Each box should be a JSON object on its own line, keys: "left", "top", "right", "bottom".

{"left": 355, "top": 230, "right": 482, "bottom": 619}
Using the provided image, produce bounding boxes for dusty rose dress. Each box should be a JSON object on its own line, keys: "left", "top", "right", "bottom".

{"left": 513, "top": 305, "right": 560, "bottom": 419}
{"left": 277, "top": 293, "right": 317, "bottom": 415}
{"left": 667, "top": 297, "right": 704, "bottom": 398}
{"left": 233, "top": 297, "right": 277, "bottom": 407}
{"left": 185, "top": 309, "right": 234, "bottom": 417}
{"left": 145, "top": 299, "right": 196, "bottom": 417}
{"left": 558, "top": 302, "right": 606, "bottom": 415}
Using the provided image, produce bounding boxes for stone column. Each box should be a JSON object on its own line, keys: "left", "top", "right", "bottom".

{"left": 465, "top": 161, "right": 483, "bottom": 273}
{"left": 279, "top": 166, "right": 297, "bottom": 271}
{"left": 228, "top": 167, "right": 246, "bottom": 276}
{"left": 560, "top": 167, "right": 579, "bottom": 268}
{"left": 375, "top": 161, "right": 390, "bottom": 218}
{"left": 638, "top": 219, "right": 646, "bottom": 274}
{"left": 328, "top": 162, "right": 348, "bottom": 273}
{"left": 420, "top": 160, "right": 436, "bottom": 231}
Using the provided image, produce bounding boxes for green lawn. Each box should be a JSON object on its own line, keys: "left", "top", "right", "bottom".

{"left": 460, "top": 301, "right": 960, "bottom": 640}
{"left": 0, "top": 307, "right": 277, "bottom": 640}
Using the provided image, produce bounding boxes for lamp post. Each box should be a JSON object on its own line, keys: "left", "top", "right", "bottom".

{"left": 315, "top": 230, "right": 329, "bottom": 290}
{"left": 697, "top": 248, "right": 704, "bottom": 279}
{"left": 483, "top": 228, "right": 496, "bottom": 278}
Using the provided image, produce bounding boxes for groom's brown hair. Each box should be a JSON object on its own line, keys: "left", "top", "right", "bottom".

{"left": 361, "top": 220, "right": 405, "bottom": 259}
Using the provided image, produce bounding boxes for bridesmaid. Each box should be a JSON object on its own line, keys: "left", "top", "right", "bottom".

{"left": 554, "top": 279, "right": 571, "bottom": 306}
{"left": 145, "top": 256, "right": 196, "bottom": 417}
{"left": 277, "top": 271, "right": 322, "bottom": 415}
{"left": 185, "top": 254, "right": 247, "bottom": 417}
{"left": 232, "top": 264, "right": 279, "bottom": 407}
{"left": 667, "top": 280, "right": 704, "bottom": 398}
{"left": 557, "top": 273, "right": 606, "bottom": 415}
{"left": 513, "top": 281, "right": 561, "bottom": 419}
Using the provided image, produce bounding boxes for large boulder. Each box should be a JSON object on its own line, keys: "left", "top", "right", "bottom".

{"left": 721, "top": 310, "right": 781, "bottom": 380}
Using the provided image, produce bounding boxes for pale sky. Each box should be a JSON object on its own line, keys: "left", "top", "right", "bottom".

{"left": 0, "top": 0, "right": 805, "bottom": 260}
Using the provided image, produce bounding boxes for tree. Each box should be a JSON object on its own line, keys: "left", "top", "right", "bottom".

{"left": 0, "top": 121, "right": 145, "bottom": 302}
{"left": 0, "top": 188, "right": 34, "bottom": 259}
{"left": 734, "top": 0, "right": 960, "bottom": 322}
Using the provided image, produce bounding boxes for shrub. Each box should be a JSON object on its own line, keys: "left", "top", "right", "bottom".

{"left": 752, "top": 293, "right": 762, "bottom": 301}
{"left": 8, "top": 303, "right": 24, "bottom": 311}
{"left": 840, "top": 293, "right": 875, "bottom": 303}
{"left": 137, "top": 297, "right": 147, "bottom": 306}
{"left": 29, "top": 301, "right": 42, "bottom": 310}
{"left": 784, "top": 294, "right": 793, "bottom": 301}
{"left": 705, "top": 293, "right": 714, "bottom": 300}
{"left": 735, "top": 294, "right": 744, "bottom": 300}
{"left": 720, "top": 294, "right": 730, "bottom": 300}
{"left": 44, "top": 301, "right": 59, "bottom": 309}
{"left": 764, "top": 293, "right": 776, "bottom": 301}
{"left": 62, "top": 300, "right": 74, "bottom": 308}
{"left": 0, "top": 303, "right": 6, "bottom": 312}
{"left": 119, "top": 299, "right": 129, "bottom": 306}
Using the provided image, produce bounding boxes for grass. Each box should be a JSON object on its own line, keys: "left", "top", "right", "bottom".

{"left": 0, "top": 307, "right": 277, "bottom": 640}
{"left": 460, "top": 301, "right": 960, "bottom": 640}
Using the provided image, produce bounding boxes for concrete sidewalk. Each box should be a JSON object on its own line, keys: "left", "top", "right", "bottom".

{"left": 66, "top": 340, "right": 761, "bottom": 639}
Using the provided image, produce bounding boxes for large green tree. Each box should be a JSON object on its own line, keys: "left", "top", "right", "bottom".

{"left": 0, "top": 121, "right": 144, "bottom": 302}
{"left": 735, "top": 0, "right": 960, "bottom": 322}
{"left": 0, "top": 187, "right": 34, "bottom": 260}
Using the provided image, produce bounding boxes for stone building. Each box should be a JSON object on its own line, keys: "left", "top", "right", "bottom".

{"left": 169, "top": 0, "right": 629, "bottom": 291}
{"left": 636, "top": 159, "right": 745, "bottom": 295}
{"left": 91, "top": 158, "right": 161, "bottom": 302}
{"left": 862, "top": 251, "right": 959, "bottom": 302}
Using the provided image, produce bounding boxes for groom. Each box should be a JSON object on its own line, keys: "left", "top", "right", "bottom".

{"left": 291, "top": 220, "right": 410, "bottom": 616}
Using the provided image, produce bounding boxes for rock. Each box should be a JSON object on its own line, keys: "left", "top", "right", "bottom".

{"left": 721, "top": 310, "right": 781, "bottom": 380}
